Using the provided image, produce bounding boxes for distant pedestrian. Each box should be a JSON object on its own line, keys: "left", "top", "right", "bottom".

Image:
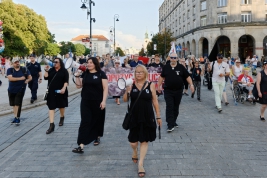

{"left": 208, "top": 53, "right": 230, "bottom": 113}
{"left": 179, "top": 58, "right": 189, "bottom": 95}
{"left": 130, "top": 54, "right": 143, "bottom": 67}
{"left": 113, "top": 59, "right": 122, "bottom": 105}
{"left": 27, "top": 54, "right": 42, "bottom": 103}
{"left": 72, "top": 57, "right": 108, "bottom": 153}
{"left": 1, "top": 55, "right": 5, "bottom": 76}
{"left": 148, "top": 54, "right": 164, "bottom": 68}
{"left": 191, "top": 60, "right": 203, "bottom": 102}
{"left": 123, "top": 65, "right": 161, "bottom": 177}
{"left": 157, "top": 53, "right": 194, "bottom": 132}
{"left": 7, "top": 58, "right": 32, "bottom": 125}
{"left": 104, "top": 53, "right": 114, "bottom": 68}
{"left": 44, "top": 58, "right": 69, "bottom": 134}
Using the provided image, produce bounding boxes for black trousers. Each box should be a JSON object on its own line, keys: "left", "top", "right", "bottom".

{"left": 28, "top": 76, "right": 38, "bottom": 100}
{"left": 77, "top": 99, "right": 105, "bottom": 145}
{"left": 164, "top": 89, "right": 183, "bottom": 128}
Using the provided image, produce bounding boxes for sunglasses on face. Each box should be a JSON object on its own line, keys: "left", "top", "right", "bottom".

{"left": 53, "top": 61, "right": 59, "bottom": 64}
{"left": 218, "top": 57, "right": 223, "bottom": 59}
{"left": 170, "top": 57, "right": 177, "bottom": 59}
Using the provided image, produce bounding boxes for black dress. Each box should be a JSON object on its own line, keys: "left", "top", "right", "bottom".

{"left": 128, "top": 82, "right": 157, "bottom": 143}
{"left": 44, "top": 67, "right": 69, "bottom": 110}
{"left": 77, "top": 70, "right": 107, "bottom": 145}
{"left": 260, "top": 71, "right": 267, "bottom": 104}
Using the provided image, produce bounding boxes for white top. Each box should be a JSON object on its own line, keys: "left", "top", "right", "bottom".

{"left": 211, "top": 61, "right": 230, "bottom": 83}
{"left": 233, "top": 65, "right": 243, "bottom": 80}
{"left": 251, "top": 58, "right": 258, "bottom": 65}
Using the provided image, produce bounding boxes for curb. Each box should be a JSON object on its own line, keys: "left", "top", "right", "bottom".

{"left": 0, "top": 89, "right": 81, "bottom": 117}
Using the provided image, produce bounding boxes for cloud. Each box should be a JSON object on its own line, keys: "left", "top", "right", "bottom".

{"left": 47, "top": 21, "right": 143, "bottom": 49}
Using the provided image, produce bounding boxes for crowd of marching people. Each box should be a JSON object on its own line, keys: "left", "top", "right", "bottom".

{"left": 1, "top": 52, "right": 267, "bottom": 177}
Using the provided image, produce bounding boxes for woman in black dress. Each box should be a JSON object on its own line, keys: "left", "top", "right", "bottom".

{"left": 123, "top": 65, "right": 162, "bottom": 177}
{"left": 72, "top": 57, "right": 108, "bottom": 153}
{"left": 113, "top": 59, "right": 121, "bottom": 105}
{"left": 44, "top": 58, "right": 69, "bottom": 134}
{"left": 257, "top": 60, "right": 267, "bottom": 121}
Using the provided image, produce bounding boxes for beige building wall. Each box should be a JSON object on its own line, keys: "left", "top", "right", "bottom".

{"left": 159, "top": 0, "right": 267, "bottom": 61}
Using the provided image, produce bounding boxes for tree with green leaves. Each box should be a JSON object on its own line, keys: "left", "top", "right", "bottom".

{"left": 44, "top": 43, "right": 60, "bottom": 56}
{"left": 146, "top": 30, "right": 175, "bottom": 58}
{"left": 0, "top": 0, "right": 53, "bottom": 57}
{"left": 74, "top": 43, "right": 86, "bottom": 56}
{"left": 139, "top": 48, "right": 146, "bottom": 56}
{"left": 84, "top": 48, "right": 90, "bottom": 56}
{"left": 115, "top": 47, "right": 125, "bottom": 56}
{"left": 59, "top": 41, "right": 75, "bottom": 55}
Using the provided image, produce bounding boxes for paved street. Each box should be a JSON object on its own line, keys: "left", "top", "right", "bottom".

{"left": 0, "top": 82, "right": 266, "bottom": 178}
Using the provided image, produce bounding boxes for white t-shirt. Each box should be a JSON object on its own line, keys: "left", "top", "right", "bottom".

{"left": 233, "top": 65, "right": 243, "bottom": 80}
{"left": 211, "top": 61, "right": 230, "bottom": 82}
{"left": 251, "top": 58, "right": 258, "bottom": 66}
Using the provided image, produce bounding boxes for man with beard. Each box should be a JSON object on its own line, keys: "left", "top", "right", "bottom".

{"left": 7, "top": 58, "right": 32, "bottom": 125}
{"left": 157, "top": 53, "right": 194, "bottom": 132}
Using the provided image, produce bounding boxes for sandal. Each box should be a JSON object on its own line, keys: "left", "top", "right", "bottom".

{"left": 94, "top": 138, "right": 100, "bottom": 146}
{"left": 138, "top": 165, "right": 146, "bottom": 177}
{"left": 225, "top": 102, "right": 229, "bottom": 106}
{"left": 72, "top": 146, "right": 84, "bottom": 154}
{"left": 132, "top": 148, "right": 138, "bottom": 163}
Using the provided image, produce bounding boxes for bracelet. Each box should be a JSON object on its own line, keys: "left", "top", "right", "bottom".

{"left": 156, "top": 118, "right": 161, "bottom": 120}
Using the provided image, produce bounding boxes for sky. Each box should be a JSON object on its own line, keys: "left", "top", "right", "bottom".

{"left": 13, "top": 0, "right": 163, "bottom": 50}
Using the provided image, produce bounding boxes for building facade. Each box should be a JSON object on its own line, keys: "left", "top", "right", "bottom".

{"left": 70, "top": 35, "right": 110, "bottom": 56}
{"left": 159, "top": 0, "right": 267, "bottom": 62}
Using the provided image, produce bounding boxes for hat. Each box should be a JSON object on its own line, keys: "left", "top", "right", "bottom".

{"left": 217, "top": 53, "right": 223, "bottom": 58}
{"left": 12, "top": 58, "right": 19, "bottom": 63}
{"left": 235, "top": 59, "right": 241, "bottom": 63}
{"left": 114, "top": 59, "right": 120, "bottom": 63}
{"left": 30, "top": 53, "right": 36, "bottom": 57}
{"left": 263, "top": 60, "right": 267, "bottom": 65}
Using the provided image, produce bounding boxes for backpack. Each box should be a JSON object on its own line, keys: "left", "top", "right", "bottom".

{"left": 11, "top": 66, "right": 28, "bottom": 78}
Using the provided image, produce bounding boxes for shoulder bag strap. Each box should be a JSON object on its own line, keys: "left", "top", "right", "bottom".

{"left": 47, "top": 72, "right": 58, "bottom": 90}
{"left": 127, "top": 81, "right": 148, "bottom": 114}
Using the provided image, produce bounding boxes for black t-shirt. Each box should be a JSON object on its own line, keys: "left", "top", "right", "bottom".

{"left": 148, "top": 62, "right": 164, "bottom": 68}
{"left": 26, "top": 62, "right": 41, "bottom": 77}
{"left": 161, "top": 63, "right": 190, "bottom": 90}
{"left": 81, "top": 70, "right": 108, "bottom": 100}
{"left": 191, "top": 67, "right": 202, "bottom": 81}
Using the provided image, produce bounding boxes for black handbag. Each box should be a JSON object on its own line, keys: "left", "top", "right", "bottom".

{"left": 122, "top": 81, "right": 147, "bottom": 130}
{"left": 43, "top": 72, "right": 57, "bottom": 101}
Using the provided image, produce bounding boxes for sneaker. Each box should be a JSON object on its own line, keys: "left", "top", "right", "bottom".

{"left": 260, "top": 116, "right": 266, "bottom": 122}
{"left": 174, "top": 123, "right": 179, "bottom": 128}
{"left": 15, "top": 118, "right": 20, "bottom": 125}
{"left": 167, "top": 127, "right": 174, "bottom": 132}
{"left": 217, "top": 108, "right": 222, "bottom": 113}
{"left": 184, "top": 92, "right": 189, "bottom": 96}
{"left": 11, "top": 118, "right": 16, "bottom": 124}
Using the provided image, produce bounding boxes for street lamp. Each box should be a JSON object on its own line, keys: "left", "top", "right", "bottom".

{"left": 161, "top": 19, "right": 167, "bottom": 60}
{"left": 110, "top": 14, "right": 119, "bottom": 55}
{"left": 80, "top": 0, "right": 96, "bottom": 56}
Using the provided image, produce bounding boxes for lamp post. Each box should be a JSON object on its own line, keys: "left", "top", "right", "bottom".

{"left": 80, "top": 0, "right": 96, "bottom": 56}
{"left": 110, "top": 14, "right": 119, "bottom": 55}
{"left": 161, "top": 19, "right": 167, "bottom": 60}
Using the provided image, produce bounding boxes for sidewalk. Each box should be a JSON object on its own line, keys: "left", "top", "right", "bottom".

{"left": 0, "top": 84, "right": 266, "bottom": 177}
{"left": 0, "top": 66, "right": 79, "bottom": 114}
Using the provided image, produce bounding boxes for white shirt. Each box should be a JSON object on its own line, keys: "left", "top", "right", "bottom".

{"left": 233, "top": 65, "right": 243, "bottom": 80}
{"left": 251, "top": 58, "right": 258, "bottom": 66}
{"left": 211, "top": 61, "right": 230, "bottom": 82}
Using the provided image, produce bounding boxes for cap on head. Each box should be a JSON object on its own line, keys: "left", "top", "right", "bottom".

{"left": 30, "top": 53, "right": 36, "bottom": 58}
{"left": 217, "top": 53, "right": 223, "bottom": 58}
{"left": 263, "top": 60, "right": 267, "bottom": 65}
{"left": 12, "top": 58, "right": 19, "bottom": 63}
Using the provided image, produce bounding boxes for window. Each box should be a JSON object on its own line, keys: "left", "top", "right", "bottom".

{"left": 193, "top": 20, "right": 196, "bottom": 28}
{"left": 187, "top": 10, "right": 190, "bottom": 19}
{"left": 241, "top": 12, "right": 251, "bottom": 22}
{"left": 218, "top": 0, "right": 227, "bottom": 7}
{"left": 187, "top": 23, "right": 190, "bottom": 31}
{"left": 193, "top": 6, "right": 196, "bottom": 15}
{"left": 183, "top": 26, "right": 185, "bottom": 33}
{"left": 179, "top": 17, "right": 181, "bottom": 23}
{"left": 200, "top": 16, "right": 207, "bottom": 26}
{"left": 218, "top": 13, "right": 227, "bottom": 24}
{"left": 241, "top": 0, "right": 251, "bottom": 4}
{"left": 183, "top": 13, "right": 185, "bottom": 21}
{"left": 179, "top": 28, "right": 181, "bottom": 35}
{"left": 201, "top": 1, "right": 207, "bottom": 11}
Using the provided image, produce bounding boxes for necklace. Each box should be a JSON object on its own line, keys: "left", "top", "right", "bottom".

{"left": 171, "top": 64, "right": 177, "bottom": 70}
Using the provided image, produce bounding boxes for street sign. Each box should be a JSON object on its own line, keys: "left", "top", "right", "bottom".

{"left": 176, "top": 45, "right": 182, "bottom": 51}
{"left": 154, "top": 44, "right": 157, "bottom": 50}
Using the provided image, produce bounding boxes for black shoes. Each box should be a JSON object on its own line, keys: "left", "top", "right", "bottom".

{"left": 94, "top": 138, "right": 100, "bottom": 146}
{"left": 59, "top": 117, "right": 64, "bottom": 126}
{"left": 174, "top": 123, "right": 179, "bottom": 128}
{"left": 72, "top": 146, "right": 84, "bottom": 154}
{"left": 46, "top": 123, "right": 55, "bottom": 134}
{"left": 197, "top": 98, "right": 201, "bottom": 102}
{"left": 225, "top": 102, "right": 229, "bottom": 106}
{"left": 260, "top": 116, "right": 266, "bottom": 122}
{"left": 167, "top": 126, "right": 174, "bottom": 132}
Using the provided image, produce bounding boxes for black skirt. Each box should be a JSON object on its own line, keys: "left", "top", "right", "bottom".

{"left": 128, "top": 123, "right": 156, "bottom": 143}
{"left": 77, "top": 99, "right": 105, "bottom": 145}
{"left": 46, "top": 91, "right": 68, "bottom": 110}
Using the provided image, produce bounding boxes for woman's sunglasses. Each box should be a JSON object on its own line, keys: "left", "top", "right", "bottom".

{"left": 53, "top": 61, "right": 59, "bottom": 64}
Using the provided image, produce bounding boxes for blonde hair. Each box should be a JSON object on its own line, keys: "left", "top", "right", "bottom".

{"left": 134, "top": 65, "right": 148, "bottom": 80}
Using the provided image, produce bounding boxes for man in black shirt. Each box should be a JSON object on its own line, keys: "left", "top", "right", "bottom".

{"left": 27, "top": 54, "right": 42, "bottom": 103}
{"left": 157, "top": 53, "right": 194, "bottom": 132}
{"left": 79, "top": 55, "right": 86, "bottom": 64}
